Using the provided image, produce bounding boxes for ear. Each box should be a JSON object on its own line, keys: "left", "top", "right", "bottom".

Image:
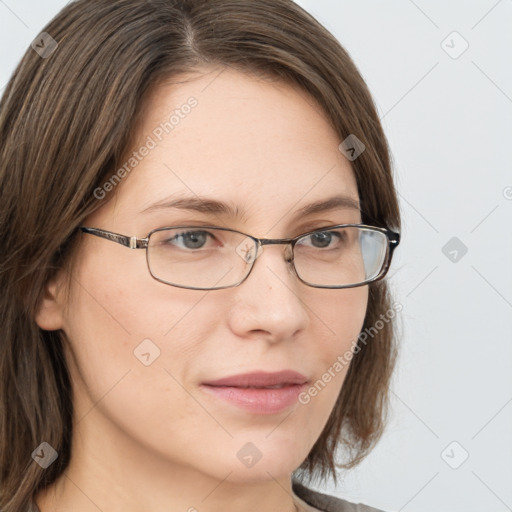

{"left": 34, "top": 271, "right": 66, "bottom": 331}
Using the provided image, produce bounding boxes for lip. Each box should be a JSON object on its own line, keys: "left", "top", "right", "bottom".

{"left": 200, "top": 370, "right": 308, "bottom": 415}
{"left": 202, "top": 370, "right": 308, "bottom": 388}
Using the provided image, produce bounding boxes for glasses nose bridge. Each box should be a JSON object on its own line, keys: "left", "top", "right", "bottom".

{"left": 255, "top": 237, "right": 295, "bottom": 262}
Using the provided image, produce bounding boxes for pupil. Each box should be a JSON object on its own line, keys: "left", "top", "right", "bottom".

{"left": 311, "top": 231, "right": 331, "bottom": 248}
{"left": 183, "top": 231, "right": 206, "bottom": 249}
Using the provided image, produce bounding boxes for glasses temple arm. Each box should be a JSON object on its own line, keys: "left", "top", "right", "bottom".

{"left": 79, "top": 227, "right": 148, "bottom": 249}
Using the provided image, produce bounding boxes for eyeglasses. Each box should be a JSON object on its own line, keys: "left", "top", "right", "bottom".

{"left": 79, "top": 224, "right": 400, "bottom": 290}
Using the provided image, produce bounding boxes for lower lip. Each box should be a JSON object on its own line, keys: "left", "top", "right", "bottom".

{"left": 200, "top": 384, "right": 307, "bottom": 414}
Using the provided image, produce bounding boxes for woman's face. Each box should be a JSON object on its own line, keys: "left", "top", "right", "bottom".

{"left": 40, "top": 67, "right": 368, "bottom": 487}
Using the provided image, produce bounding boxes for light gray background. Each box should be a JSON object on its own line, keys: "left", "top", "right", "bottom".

{"left": 1, "top": 1, "right": 511, "bottom": 511}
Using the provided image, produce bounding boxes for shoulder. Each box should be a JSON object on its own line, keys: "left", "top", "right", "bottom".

{"left": 292, "top": 480, "right": 391, "bottom": 512}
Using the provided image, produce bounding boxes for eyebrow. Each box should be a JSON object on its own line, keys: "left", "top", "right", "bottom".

{"left": 140, "top": 195, "right": 360, "bottom": 219}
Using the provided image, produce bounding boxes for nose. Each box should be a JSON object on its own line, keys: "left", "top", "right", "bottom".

{"left": 227, "top": 243, "right": 310, "bottom": 342}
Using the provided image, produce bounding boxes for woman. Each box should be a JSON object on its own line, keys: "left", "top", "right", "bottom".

{"left": 0, "top": 1, "right": 401, "bottom": 511}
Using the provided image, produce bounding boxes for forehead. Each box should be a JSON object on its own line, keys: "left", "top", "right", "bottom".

{"left": 104, "top": 67, "right": 359, "bottom": 229}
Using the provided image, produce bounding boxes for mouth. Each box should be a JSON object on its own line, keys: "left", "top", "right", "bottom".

{"left": 200, "top": 370, "right": 309, "bottom": 414}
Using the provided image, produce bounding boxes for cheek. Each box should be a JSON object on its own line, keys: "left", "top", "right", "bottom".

{"left": 313, "top": 286, "right": 369, "bottom": 356}
{"left": 60, "top": 260, "right": 226, "bottom": 461}
{"left": 61, "top": 250, "right": 221, "bottom": 409}
{"left": 297, "top": 286, "right": 368, "bottom": 413}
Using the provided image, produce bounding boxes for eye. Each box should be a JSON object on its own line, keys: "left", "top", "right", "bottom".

{"left": 168, "top": 230, "right": 216, "bottom": 250}
{"left": 299, "top": 229, "right": 344, "bottom": 249}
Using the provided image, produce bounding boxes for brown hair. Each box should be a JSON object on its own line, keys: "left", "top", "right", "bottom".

{"left": 0, "top": 0, "right": 401, "bottom": 509}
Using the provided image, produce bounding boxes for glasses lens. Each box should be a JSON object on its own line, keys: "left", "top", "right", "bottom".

{"left": 293, "top": 226, "right": 388, "bottom": 287}
{"left": 147, "top": 227, "right": 255, "bottom": 289}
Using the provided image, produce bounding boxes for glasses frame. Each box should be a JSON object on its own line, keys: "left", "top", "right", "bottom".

{"left": 79, "top": 224, "right": 400, "bottom": 290}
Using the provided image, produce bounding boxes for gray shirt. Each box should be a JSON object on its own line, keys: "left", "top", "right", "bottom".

{"left": 292, "top": 481, "right": 389, "bottom": 512}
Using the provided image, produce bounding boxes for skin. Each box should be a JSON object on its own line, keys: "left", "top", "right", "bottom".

{"left": 34, "top": 66, "right": 368, "bottom": 512}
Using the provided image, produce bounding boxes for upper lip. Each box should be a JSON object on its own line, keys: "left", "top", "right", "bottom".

{"left": 202, "top": 370, "right": 308, "bottom": 388}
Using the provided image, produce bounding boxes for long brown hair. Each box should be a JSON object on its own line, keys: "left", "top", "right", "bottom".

{"left": 0, "top": 0, "right": 401, "bottom": 509}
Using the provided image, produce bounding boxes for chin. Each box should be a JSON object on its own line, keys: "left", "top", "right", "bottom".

{"left": 212, "top": 439, "right": 306, "bottom": 483}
